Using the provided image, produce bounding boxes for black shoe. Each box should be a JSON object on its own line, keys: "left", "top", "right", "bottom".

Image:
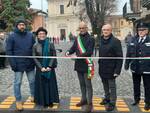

{"left": 76, "top": 101, "right": 87, "bottom": 107}
{"left": 49, "top": 103, "right": 53, "bottom": 108}
{"left": 100, "top": 99, "right": 110, "bottom": 105}
{"left": 106, "top": 103, "right": 115, "bottom": 111}
{"left": 131, "top": 100, "right": 140, "bottom": 106}
{"left": 144, "top": 103, "right": 150, "bottom": 111}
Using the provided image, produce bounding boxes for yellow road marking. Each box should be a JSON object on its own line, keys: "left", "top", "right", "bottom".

{"left": 48, "top": 103, "right": 59, "bottom": 109}
{"left": 70, "top": 106, "right": 81, "bottom": 110}
{"left": 93, "top": 98, "right": 105, "bottom": 111}
{"left": 70, "top": 97, "right": 81, "bottom": 110}
{"left": 0, "top": 96, "right": 15, "bottom": 109}
{"left": 51, "top": 104, "right": 58, "bottom": 109}
{"left": 116, "top": 99, "right": 130, "bottom": 112}
{"left": 23, "top": 97, "right": 35, "bottom": 109}
{"left": 94, "top": 106, "right": 106, "bottom": 111}
{"left": 139, "top": 101, "right": 150, "bottom": 112}
{"left": 0, "top": 101, "right": 14, "bottom": 105}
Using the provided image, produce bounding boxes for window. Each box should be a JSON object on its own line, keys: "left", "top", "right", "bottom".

{"left": 121, "top": 21, "right": 124, "bottom": 26}
{"left": 128, "top": 22, "right": 131, "bottom": 25}
{"left": 60, "top": 29, "right": 66, "bottom": 40}
{"left": 114, "top": 21, "right": 117, "bottom": 27}
{"left": 60, "top": 5, "right": 64, "bottom": 14}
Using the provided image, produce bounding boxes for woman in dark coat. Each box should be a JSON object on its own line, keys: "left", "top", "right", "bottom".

{"left": 33, "top": 27, "right": 59, "bottom": 108}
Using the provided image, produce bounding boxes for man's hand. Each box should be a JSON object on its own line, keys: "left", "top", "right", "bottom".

{"left": 124, "top": 64, "right": 129, "bottom": 70}
{"left": 114, "top": 74, "right": 119, "bottom": 78}
{"left": 65, "top": 51, "right": 70, "bottom": 56}
{"left": 41, "top": 67, "right": 47, "bottom": 72}
{"left": 46, "top": 67, "right": 51, "bottom": 71}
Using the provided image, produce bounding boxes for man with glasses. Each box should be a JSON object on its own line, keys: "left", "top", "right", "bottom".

{"left": 125, "top": 22, "right": 150, "bottom": 111}
{"left": 66, "top": 21, "right": 95, "bottom": 113}
{"left": 6, "top": 18, "right": 35, "bottom": 111}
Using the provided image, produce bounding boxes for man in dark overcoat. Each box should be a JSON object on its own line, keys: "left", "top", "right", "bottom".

{"left": 98, "top": 24, "right": 123, "bottom": 111}
{"left": 125, "top": 22, "right": 150, "bottom": 111}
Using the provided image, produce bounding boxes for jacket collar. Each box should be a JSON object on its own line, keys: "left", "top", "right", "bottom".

{"left": 101, "top": 33, "right": 114, "bottom": 39}
{"left": 135, "top": 35, "right": 150, "bottom": 44}
{"left": 14, "top": 27, "right": 27, "bottom": 35}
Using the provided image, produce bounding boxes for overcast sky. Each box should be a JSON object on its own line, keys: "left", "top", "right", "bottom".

{"left": 30, "top": 0, "right": 129, "bottom": 14}
{"left": 30, "top": 0, "right": 48, "bottom": 12}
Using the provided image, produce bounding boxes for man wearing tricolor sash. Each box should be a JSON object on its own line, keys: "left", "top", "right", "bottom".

{"left": 66, "top": 21, "right": 95, "bottom": 113}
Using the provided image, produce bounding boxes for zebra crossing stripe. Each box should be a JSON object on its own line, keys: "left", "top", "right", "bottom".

{"left": 23, "top": 97, "right": 35, "bottom": 109}
{"left": 70, "top": 97, "right": 131, "bottom": 112}
{"left": 70, "top": 97, "right": 81, "bottom": 110}
{"left": 139, "top": 101, "right": 150, "bottom": 112}
{"left": 0, "top": 96, "right": 149, "bottom": 112}
{"left": 93, "top": 97, "right": 105, "bottom": 111}
{"left": 116, "top": 99, "right": 130, "bottom": 112}
{"left": 0, "top": 96, "right": 15, "bottom": 109}
{"left": 47, "top": 103, "right": 59, "bottom": 109}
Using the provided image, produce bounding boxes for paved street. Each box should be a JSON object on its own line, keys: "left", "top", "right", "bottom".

{"left": 0, "top": 41, "right": 147, "bottom": 113}
{"left": 0, "top": 41, "right": 144, "bottom": 98}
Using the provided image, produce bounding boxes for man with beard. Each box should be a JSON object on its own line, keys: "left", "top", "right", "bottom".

{"left": 66, "top": 21, "right": 95, "bottom": 113}
{"left": 6, "top": 18, "right": 35, "bottom": 111}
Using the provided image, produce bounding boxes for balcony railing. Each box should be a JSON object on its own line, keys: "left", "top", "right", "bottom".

{"left": 142, "top": 0, "right": 150, "bottom": 9}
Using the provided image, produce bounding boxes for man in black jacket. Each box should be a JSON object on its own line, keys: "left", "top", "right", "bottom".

{"left": 66, "top": 21, "right": 95, "bottom": 113}
{"left": 98, "top": 24, "right": 123, "bottom": 111}
{"left": 125, "top": 22, "right": 150, "bottom": 111}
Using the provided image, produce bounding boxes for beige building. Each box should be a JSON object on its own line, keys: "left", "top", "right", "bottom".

{"left": 47, "top": 0, "right": 134, "bottom": 41}
{"left": 47, "top": 0, "right": 81, "bottom": 40}
{"left": 106, "top": 15, "right": 133, "bottom": 40}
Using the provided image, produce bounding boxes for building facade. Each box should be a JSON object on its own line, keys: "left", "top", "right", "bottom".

{"left": 106, "top": 15, "right": 133, "bottom": 40}
{"left": 29, "top": 8, "right": 47, "bottom": 32}
{"left": 123, "top": 0, "right": 150, "bottom": 30}
{"left": 47, "top": 0, "right": 81, "bottom": 41}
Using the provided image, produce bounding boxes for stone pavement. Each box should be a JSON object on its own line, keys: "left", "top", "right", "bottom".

{"left": 0, "top": 41, "right": 144, "bottom": 97}
{"left": 0, "top": 41, "right": 147, "bottom": 113}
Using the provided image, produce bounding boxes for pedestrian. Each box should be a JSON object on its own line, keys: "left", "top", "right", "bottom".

{"left": 53, "top": 36, "right": 55, "bottom": 43}
{"left": 0, "top": 35, "right": 6, "bottom": 69}
{"left": 125, "top": 22, "right": 150, "bottom": 111}
{"left": 124, "top": 31, "right": 133, "bottom": 46}
{"left": 98, "top": 24, "right": 123, "bottom": 111}
{"left": 57, "top": 36, "right": 59, "bottom": 44}
{"left": 65, "top": 21, "right": 95, "bottom": 113}
{"left": 33, "top": 27, "right": 59, "bottom": 108}
{"left": 6, "top": 17, "right": 35, "bottom": 111}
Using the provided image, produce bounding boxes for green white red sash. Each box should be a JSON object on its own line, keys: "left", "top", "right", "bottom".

{"left": 77, "top": 36, "right": 94, "bottom": 79}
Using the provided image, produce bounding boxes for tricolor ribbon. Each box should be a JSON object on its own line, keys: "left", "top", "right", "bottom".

{"left": 77, "top": 36, "right": 94, "bottom": 79}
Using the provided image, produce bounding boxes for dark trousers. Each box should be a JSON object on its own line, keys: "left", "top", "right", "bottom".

{"left": 101, "top": 77, "right": 117, "bottom": 105}
{"left": 132, "top": 73, "right": 150, "bottom": 104}
{"left": 77, "top": 72, "right": 93, "bottom": 104}
{"left": 0, "top": 52, "right": 5, "bottom": 68}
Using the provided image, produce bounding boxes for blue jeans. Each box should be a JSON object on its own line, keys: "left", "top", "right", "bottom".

{"left": 14, "top": 70, "right": 35, "bottom": 102}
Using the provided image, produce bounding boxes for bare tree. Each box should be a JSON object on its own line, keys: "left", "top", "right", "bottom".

{"left": 67, "top": 0, "right": 117, "bottom": 36}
